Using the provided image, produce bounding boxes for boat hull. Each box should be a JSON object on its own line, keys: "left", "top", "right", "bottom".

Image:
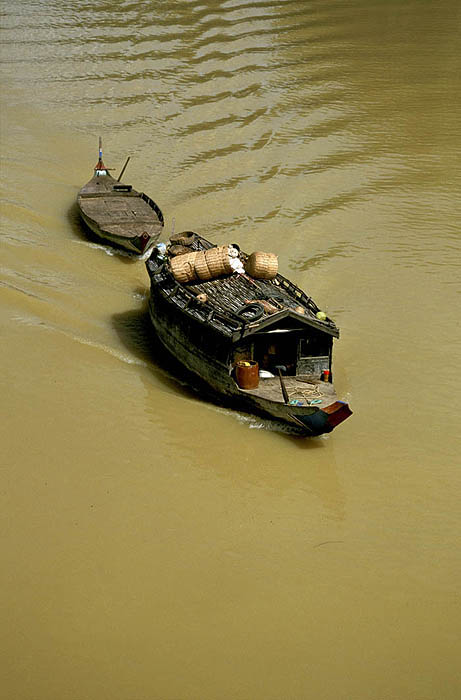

{"left": 79, "top": 209, "right": 158, "bottom": 257}
{"left": 77, "top": 173, "right": 164, "bottom": 258}
{"left": 148, "top": 294, "right": 350, "bottom": 436}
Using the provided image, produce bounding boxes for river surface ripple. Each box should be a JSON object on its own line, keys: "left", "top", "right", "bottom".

{"left": 1, "top": 1, "right": 460, "bottom": 698}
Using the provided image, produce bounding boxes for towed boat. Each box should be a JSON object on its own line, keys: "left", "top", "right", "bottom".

{"left": 77, "top": 138, "right": 164, "bottom": 257}
{"left": 146, "top": 232, "right": 352, "bottom": 436}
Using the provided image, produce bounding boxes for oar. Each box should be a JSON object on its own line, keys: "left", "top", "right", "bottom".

{"left": 275, "top": 365, "right": 289, "bottom": 404}
{"left": 117, "top": 156, "right": 131, "bottom": 182}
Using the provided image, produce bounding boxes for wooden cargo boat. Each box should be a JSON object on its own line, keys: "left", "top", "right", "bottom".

{"left": 146, "top": 233, "right": 352, "bottom": 437}
{"left": 77, "top": 138, "right": 164, "bottom": 257}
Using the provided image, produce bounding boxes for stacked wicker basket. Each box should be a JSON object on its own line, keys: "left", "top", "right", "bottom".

{"left": 169, "top": 242, "right": 278, "bottom": 284}
{"left": 170, "top": 245, "right": 233, "bottom": 284}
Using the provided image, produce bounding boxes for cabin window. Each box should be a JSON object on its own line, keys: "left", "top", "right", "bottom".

{"left": 297, "top": 333, "right": 331, "bottom": 377}
{"left": 299, "top": 338, "right": 311, "bottom": 357}
{"left": 252, "top": 335, "right": 298, "bottom": 376}
{"left": 231, "top": 329, "right": 332, "bottom": 378}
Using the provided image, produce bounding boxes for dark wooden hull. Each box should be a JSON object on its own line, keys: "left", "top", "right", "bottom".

{"left": 77, "top": 173, "right": 164, "bottom": 257}
{"left": 147, "top": 276, "right": 351, "bottom": 436}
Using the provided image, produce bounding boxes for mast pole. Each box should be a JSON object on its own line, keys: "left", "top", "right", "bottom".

{"left": 94, "top": 136, "right": 107, "bottom": 172}
{"left": 117, "top": 156, "right": 131, "bottom": 182}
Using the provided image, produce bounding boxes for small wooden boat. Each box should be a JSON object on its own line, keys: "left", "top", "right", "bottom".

{"left": 77, "top": 138, "right": 164, "bottom": 257}
{"left": 146, "top": 233, "right": 352, "bottom": 436}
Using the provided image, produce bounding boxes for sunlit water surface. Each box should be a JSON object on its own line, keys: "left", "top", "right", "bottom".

{"left": 1, "top": 1, "right": 460, "bottom": 698}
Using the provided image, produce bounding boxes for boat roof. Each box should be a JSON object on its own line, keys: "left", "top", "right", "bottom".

{"left": 147, "top": 234, "right": 340, "bottom": 341}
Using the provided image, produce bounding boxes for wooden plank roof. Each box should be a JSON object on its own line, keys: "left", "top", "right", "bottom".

{"left": 148, "top": 235, "right": 340, "bottom": 341}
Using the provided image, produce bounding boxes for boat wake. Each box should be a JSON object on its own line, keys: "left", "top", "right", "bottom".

{"left": 228, "top": 407, "right": 322, "bottom": 437}
{"left": 73, "top": 239, "right": 150, "bottom": 260}
{"left": 13, "top": 313, "right": 148, "bottom": 368}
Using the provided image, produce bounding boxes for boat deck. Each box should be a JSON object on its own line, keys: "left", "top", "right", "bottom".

{"left": 237, "top": 374, "right": 337, "bottom": 408}
{"left": 184, "top": 237, "right": 316, "bottom": 318}
{"left": 188, "top": 273, "right": 305, "bottom": 317}
{"left": 148, "top": 233, "right": 339, "bottom": 339}
{"left": 79, "top": 189, "right": 163, "bottom": 241}
{"left": 79, "top": 194, "right": 157, "bottom": 224}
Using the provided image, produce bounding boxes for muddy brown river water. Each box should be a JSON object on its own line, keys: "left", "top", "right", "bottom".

{"left": 1, "top": 1, "right": 460, "bottom": 698}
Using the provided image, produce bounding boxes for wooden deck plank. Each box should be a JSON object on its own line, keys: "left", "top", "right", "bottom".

{"left": 81, "top": 196, "right": 156, "bottom": 222}
{"left": 238, "top": 375, "right": 336, "bottom": 407}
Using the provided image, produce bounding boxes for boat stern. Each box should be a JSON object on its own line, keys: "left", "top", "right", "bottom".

{"left": 290, "top": 401, "right": 352, "bottom": 436}
{"left": 138, "top": 231, "right": 153, "bottom": 252}
{"left": 130, "top": 231, "right": 158, "bottom": 259}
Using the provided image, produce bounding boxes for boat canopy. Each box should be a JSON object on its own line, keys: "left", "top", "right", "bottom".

{"left": 235, "top": 307, "right": 339, "bottom": 342}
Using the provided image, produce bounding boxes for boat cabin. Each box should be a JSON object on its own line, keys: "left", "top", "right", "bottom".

{"left": 231, "top": 312, "right": 334, "bottom": 380}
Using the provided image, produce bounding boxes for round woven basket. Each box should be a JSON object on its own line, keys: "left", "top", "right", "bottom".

{"left": 168, "top": 244, "right": 191, "bottom": 256}
{"left": 194, "top": 251, "right": 213, "bottom": 281}
{"left": 170, "top": 251, "right": 198, "bottom": 283}
{"left": 221, "top": 246, "right": 233, "bottom": 273}
{"left": 205, "top": 246, "right": 233, "bottom": 277}
{"left": 244, "top": 251, "right": 278, "bottom": 279}
{"left": 169, "top": 231, "right": 197, "bottom": 247}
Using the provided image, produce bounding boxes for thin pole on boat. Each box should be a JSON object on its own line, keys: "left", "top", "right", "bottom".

{"left": 276, "top": 366, "right": 289, "bottom": 404}
{"left": 117, "top": 156, "right": 131, "bottom": 182}
{"left": 95, "top": 136, "right": 106, "bottom": 171}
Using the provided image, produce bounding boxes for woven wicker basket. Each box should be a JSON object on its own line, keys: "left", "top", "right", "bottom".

{"left": 170, "top": 251, "right": 198, "bottom": 283}
{"left": 194, "top": 251, "right": 213, "bottom": 281}
{"left": 169, "top": 231, "right": 196, "bottom": 247}
{"left": 244, "top": 251, "right": 278, "bottom": 279}
{"left": 168, "top": 244, "right": 191, "bottom": 256}
{"left": 205, "top": 246, "right": 233, "bottom": 277}
{"left": 170, "top": 246, "right": 233, "bottom": 283}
